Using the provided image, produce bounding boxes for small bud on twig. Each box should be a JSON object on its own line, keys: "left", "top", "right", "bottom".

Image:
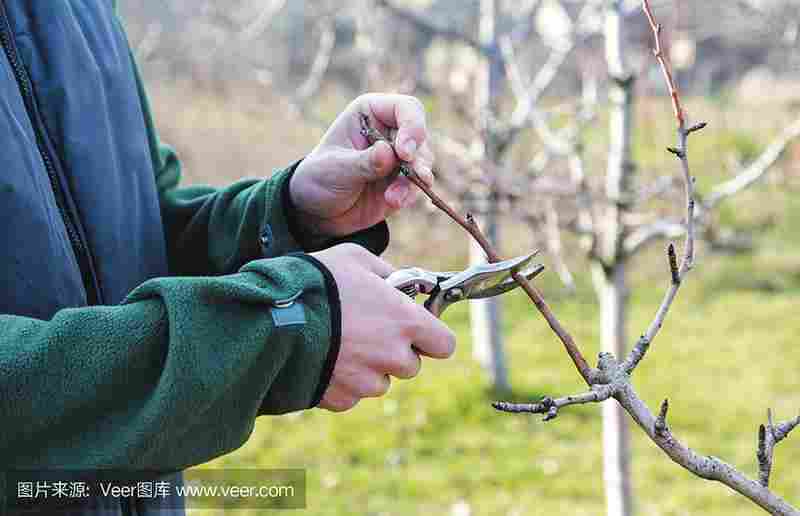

{"left": 667, "top": 147, "right": 685, "bottom": 159}
{"left": 667, "top": 243, "right": 680, "bottom": 285}
{"left": 687, "top": 122, "right": 708, "bottom": 135}
{"left": 655, "top": 399, "right": 670, "bottom": 436}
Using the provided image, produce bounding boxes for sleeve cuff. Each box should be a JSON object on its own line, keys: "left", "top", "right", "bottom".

{"left": 287, "top": 253, "right": 342, "bottom": 408}
{"left": 280, "top": 160, "right": 391, "bottom": 256}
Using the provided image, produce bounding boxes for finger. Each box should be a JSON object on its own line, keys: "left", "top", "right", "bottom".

{"left": 354, "top": 140, "right": 398, "bottom": 181}
{"left": 339, "top": 243, "right": 395, "bottom": 278}
{"left": 402, "top": 304, "right": 457, "bottom": 359}
{"left": 412, "top": 141, "right": 436, "bottom": 187}
{"left": 358, "top": 94, "right": 427, "bottom": 162}
{"left": 384, "top": 176, "right": 412, "bottom": 209}
{"left": 319, "top": 385, "right": 360, "bottom": 412}
{"left": 359, "top": 373, "right": 392, "bottom": 398}
{"left": 386, "top": 346, "right": 422, "bottom": 380}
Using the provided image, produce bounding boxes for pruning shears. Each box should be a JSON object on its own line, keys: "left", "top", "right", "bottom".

{"left": 386, "top": 252, "right": 544, "bottom": 317}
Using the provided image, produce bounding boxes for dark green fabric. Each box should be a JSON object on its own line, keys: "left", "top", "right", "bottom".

{"left": 0, "top": 256, "right": 332, "bottom": 470}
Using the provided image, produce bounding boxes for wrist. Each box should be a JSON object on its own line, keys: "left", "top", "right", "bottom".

{"left": 284, "top": 165, "right": 336, "bottom": 250}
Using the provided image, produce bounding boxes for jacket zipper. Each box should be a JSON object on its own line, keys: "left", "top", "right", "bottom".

{"left": 0, "top": 1, "right": 101, "bottom": 305}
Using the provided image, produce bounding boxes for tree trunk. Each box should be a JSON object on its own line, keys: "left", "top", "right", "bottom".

{"left": 597, "top": 2, "right": 635, "bottom": 515}
{"left": 593, "top": 264, "right": 633, "bottom": 516}
{"left": 469, "top": 0, "right": 509, "bottom": 392}
{"left": 469, "top": 213, "right": 508, "bottom": 391}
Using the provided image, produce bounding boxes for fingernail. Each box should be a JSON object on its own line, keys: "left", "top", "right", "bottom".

{"left": 401, "top": 139, "right": 418, "bottom": 160}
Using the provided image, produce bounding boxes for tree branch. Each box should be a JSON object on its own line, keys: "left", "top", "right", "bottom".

{"left": 623, "top": 115, "right": 800, "bottom": 256}
{"left": 704, "top": 119, "right": 800, "bottom": 210}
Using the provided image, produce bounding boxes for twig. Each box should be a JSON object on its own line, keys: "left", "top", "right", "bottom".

{"left": 359, "top": 113, "right": 595, "bottom": 384}
{"left": 642, "top": 0, "right": 685, "bottom": 127}
{"left": 622, "top": 0, "right": 700, "bottom": 375}
{"left": 295, "top": 18, "right": 336, "bottom": 103}
{"left": 493, "top": 383, "right": 616, "bottom": 422}
{"left": 623, "top": 117, "right": 800, "bottom": 255}
{"left": 705, "top": 119, "right": 800, "bottom": 210}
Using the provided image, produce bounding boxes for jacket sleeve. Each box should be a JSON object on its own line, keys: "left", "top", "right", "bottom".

{"left": 0, "top": 255, "right": 340, "bottom": 475}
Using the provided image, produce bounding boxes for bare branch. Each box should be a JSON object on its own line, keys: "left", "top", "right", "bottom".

{"left": 705, "top": 119, "right": 800, "bottom": 210}
{"left": 642, "top": 0, "right": 686, "bottom": 126}
{"left": 295, "top": 18, "right": 336, "bottom": 103}
{"left": 493, "top": 384, "right": 616, "bottom": 421}
{"left": 545, "top": 200, "right": 577, "bottom": 291}
{"left": 623, "top": 115, "right": 800, "bottom": 256}
{"left": 620, "top": 0, "right": 701, "bottom": 376}
{"left": 239, "top": 0, "right": 288, "bottom": 43}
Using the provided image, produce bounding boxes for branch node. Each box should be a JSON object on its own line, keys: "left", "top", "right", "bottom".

{"left": 688, "top": 122, "right": 708, "bottom": 135}
{"left": 667, "top": 243, "right": 680, "bottom": 285}
{"left": 655, "top": 399, "right": 670, "bottom": 437}
{"left": 667, "top": 147, "right": 685, "bottom": 159}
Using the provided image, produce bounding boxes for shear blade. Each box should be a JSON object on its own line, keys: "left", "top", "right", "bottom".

{"left": 438, "top": 251, "right": 541, "bottom": 300}
{"left": 468, "top": 263, "right": 546, "bottom": 299}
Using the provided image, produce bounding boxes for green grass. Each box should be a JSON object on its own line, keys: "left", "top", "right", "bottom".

{"left": 152, "top": 86, "right": 800, "bottom": 514}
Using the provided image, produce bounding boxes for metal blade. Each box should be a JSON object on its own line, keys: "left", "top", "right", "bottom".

{"left": 466, "top": 263, "right": 546, "bottom": 299}
{"left": 438, "top": 251, "right": 542, "bottom": 300}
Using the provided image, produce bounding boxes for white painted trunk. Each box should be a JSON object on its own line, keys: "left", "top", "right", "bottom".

{"left": 469, "top": 0, "right": 509, "bottom": 392}
{"left": 469, "top": 215, "right": 509, "bottom": 391}
{"left": 593, "top": 264, "right": 633, "bottom": 516}
{"left": 599, "top": 3, "right": 635, "bottom": 515}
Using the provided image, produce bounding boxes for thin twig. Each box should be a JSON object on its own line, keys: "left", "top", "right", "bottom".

{"left": 359, "top": 113, "right": 595, "bottom": 384}
{"left": 642, "top": 0, "right": 685, "bottom": 126}
{"left": 492, "top": 383, "right": 616, "bottom": 422}
{"left": 623, "top": 0, "right": 701, "bottom": 375}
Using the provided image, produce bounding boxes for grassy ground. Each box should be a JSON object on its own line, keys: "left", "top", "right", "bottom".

{"left": 150, "top": 83, "right": 800, "bottom": 514}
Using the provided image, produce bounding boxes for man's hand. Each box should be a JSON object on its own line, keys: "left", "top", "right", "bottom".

{"left": 290, "top": 93, "right": 435, "bottom": 240}
{"left": 310, "top": 244, "right": 456, "bottom": 412}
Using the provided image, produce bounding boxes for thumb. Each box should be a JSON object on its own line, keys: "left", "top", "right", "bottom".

{"left": 353, "top": 140, "right": 399, "bottom": 181}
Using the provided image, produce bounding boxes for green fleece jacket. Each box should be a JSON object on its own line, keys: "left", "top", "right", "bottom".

{"left": 0, "top": 8, "right": 389, "bottom": 485}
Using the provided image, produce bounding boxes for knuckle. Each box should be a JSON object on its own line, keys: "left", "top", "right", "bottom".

{"left": 339, "top": 242, "right": 365, "bottom": 258}
{"left": 364, "top": 375, "right": 391, "bottom": 397}
{"left": 353, "top": 93, "right": 373, "bottom": 106}
{"left": 393, "top": 350, "right": 421, "bottom": 379}
{"left": 327, "top": 396, "right": 359, "bottom": 413}
{"left": 405, "top": 95, "right": 425, "bottom": 113}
